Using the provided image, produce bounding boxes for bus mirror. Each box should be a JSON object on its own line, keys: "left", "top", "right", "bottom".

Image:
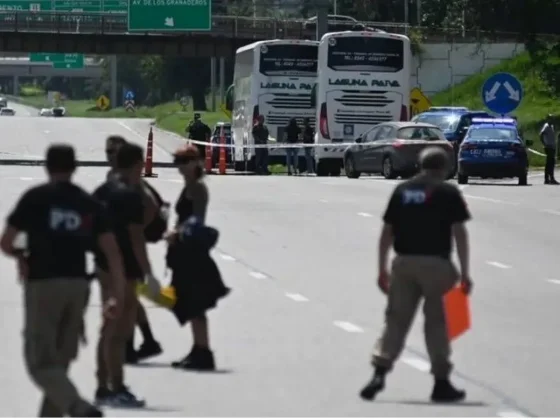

{"left": 310, "top": 83, "right": 317, "bottom": 108}
{"left": 225, "top": 84, "right": 234, "bottom": 112}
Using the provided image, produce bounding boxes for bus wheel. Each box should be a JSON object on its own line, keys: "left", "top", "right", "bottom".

{"left": 316, "top": 160, "right": 329, "bottom": 177}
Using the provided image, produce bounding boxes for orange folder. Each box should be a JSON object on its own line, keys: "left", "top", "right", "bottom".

{"left": 443, "top": 286, "right": 471, "bottom": 340}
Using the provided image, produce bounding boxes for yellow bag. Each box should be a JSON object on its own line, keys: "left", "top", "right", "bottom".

{"left": 136, "top": 283, "right": 177, "bottom": 309}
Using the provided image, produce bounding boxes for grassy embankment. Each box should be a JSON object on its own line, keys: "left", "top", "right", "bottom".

{"left": 431, "top": 52, "right": 555, "bottom": 167}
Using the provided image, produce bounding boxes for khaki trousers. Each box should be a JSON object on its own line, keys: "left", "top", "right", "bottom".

{"left": 24, "top": 278, "right": 90, "bottom": 417}
{"left": 96, "top": 268, "right": 138, "bottom": 390}
{"left": 372, "top": 255, "right": 458, "bottom": 379}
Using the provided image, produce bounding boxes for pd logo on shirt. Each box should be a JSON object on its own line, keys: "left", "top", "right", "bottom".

{"left": 49, "top": 208, "right": 83, "bottom": 231}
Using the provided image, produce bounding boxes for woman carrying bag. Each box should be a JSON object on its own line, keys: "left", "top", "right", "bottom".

{"left": 163, "top": 145, "right": 230, "bottom": 371}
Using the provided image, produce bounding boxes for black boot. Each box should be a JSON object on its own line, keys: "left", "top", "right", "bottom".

{"left": 430, "top": 378, "right": 466, "bottom": 403}
{"left": 171, "top": 345, "right": 197, "bottom": 368}
{"left": 136, "top": 340, "right": 162, "bottom": 362}
{"left": 359, "top": 366, "right": 386, "bottom": 401}
{"left": 125, "top": 338, "right": 138, "bottom": 364}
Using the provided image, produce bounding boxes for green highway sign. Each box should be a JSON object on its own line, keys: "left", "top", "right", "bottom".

{"left": 128, "top": 0, "right": 211, "bottom": 32}
{"left": 0, "top": 0, "right": 127, "bottom": 21}
{"left": 30, "top": 53, "right": 85, "bottom": 69}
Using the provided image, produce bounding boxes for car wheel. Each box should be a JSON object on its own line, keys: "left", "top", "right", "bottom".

{"left": 382, "top": 156, "right": 397, "bottom": 179}
{"left": 344, "top": 155, "right": 361, "bottom": 179}
{"left": 458, "top": 173, "right": 468, "bottom": 184}
{"left": 518, "top": 173, "right": 528, "bottom": 186}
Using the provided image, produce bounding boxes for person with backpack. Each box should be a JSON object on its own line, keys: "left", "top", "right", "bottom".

{"left": 103, "top": 136, "right": 168, "bottom": 364}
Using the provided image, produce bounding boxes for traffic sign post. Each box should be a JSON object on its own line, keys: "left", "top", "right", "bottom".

{"left": 125, "top": 90, "right": 135, "bottom": 101}
{"left": 124, "top": 99, "right": 135, "bottom": 112}
{"left": 96, "top": 95, "right": 110, "bottom": 111}
{"left": 30, "top": 53, "right": 84, "bottom": 69}
{"left": 481, "top": 73, "right": 523, "bottom": 115}
{"left": 128, "top": 0, "right": 211, "bottom": 32}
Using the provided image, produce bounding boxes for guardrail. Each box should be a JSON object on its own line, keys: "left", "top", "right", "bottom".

{"left": 0, "top": 12, "right": 526, "bottom": 43}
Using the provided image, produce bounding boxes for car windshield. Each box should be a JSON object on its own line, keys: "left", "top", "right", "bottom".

{"left": 415, "top": 114, "right": 461, "bottom": 131}
{"left": 468, "top": 127, "right": 517, "bottom": 141}
{"left": 398, "top": 126, "right": 445, "bottom": 141}
{"left": 213, "top": 126, "right": 231, "bottom": 136}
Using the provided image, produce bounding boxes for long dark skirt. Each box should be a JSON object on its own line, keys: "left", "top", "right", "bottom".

{"left": 170, "top": 250, "right": 230, "bottom": 326}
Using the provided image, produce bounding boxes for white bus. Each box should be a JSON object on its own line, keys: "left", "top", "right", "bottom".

{"left": 313, "top": 31, "right": 412, "bottom": 176}
{"left": 230, "top": 39, "right": 319, "bottom": 172}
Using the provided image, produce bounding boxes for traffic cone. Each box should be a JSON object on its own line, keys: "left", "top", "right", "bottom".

{"left": 219, "top": 126, "right": 227, "bottom": 175}
{"left": 143, "top": 127, "right": 158, "bottom": 178}
{"left": 205, "top": 144, "right": 213, "bottom": 174}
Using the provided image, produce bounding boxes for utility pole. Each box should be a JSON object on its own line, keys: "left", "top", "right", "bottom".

{"left": 416, "top": 0, "right": 421, "bottom": 25}
{"left": 404, "top": 0, "right": 409, "bottom": 25}
{"left": 316, "top": 0, "right": 329, "bottom": 41}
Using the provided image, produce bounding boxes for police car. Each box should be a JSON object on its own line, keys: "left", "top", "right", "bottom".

{"left": 457, "top": 118, "right": 533, "bottom": 186}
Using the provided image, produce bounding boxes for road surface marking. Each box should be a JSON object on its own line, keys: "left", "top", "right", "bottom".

{"left": 319, "top": 199, "right": 329, "bottom": 203}
{"left": 542, "top": 209, "right": 560, "bottom": 216}
{"left": 333, "top": 321, "right": 364, "bottom": 333}
{"left": 486, "top": 261, "right": 511, "bottom": 269}
{"left": 117, "top": 121, "right": 170, "bottom": 157}
{"left": 497, "top": 410, "right": 526, "bottom": 417}
{"left": 402, "top": 357, "right": 430, "bottom": 372}
{"left": 357, "top": 212, "right": 373, "bottom": 218}
{"left": 249, "top": 271, "right": 267, "bottom": 280}
{"left": 547, "top": 279, "right": 560, "bottom": 285}
{"left": 463, "top": 194, "right": 518, "bottom": 205}
{"left": 43, "top": 130, "right": 50, "bottom": 134}
{"left": 19, "top": 177, "right": 34, "bottom": 181}
{"left": 285, "top": 293, "right": 309, "bottom": 302}
{"left": 220, "top": 254, "right": 236, "bottom": 262}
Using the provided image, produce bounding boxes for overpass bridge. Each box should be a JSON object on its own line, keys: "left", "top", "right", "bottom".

{"left": 0, "top": 12, "right": 466, "bottom": 56}
{"left": 0, "top": 57, "right": 103, "bottom": 77}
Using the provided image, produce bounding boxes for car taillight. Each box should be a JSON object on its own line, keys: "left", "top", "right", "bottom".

{"left": 400, "top": 105, "right": 408, "bottom": 121}
{"left": 319, "top": 102, "right": 329, "bottom": 139}
{"left": 392, "top": 140, "right": 405, "bottom": 148}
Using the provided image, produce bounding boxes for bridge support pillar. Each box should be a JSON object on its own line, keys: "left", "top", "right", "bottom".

{"left": 315, "top": 0, "right": 329, "bottom": 41}
{"left": 219, "top": 57, "right": 225, "bottom": 104}
{"left": 210, "top": 56, "right": 216, "bottom": 112}
{"left": 13, "top": 75, "right": 19, "bottom": 96}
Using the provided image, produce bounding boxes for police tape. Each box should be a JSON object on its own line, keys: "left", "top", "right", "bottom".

{"left": 187, "top": 138, "right": 551, "bottom": 157}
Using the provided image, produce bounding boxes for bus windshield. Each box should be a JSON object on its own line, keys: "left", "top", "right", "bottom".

{"left": 259, "top": 44, "right": 318, "bottom": 76}
{"left": 327, "top": 36, "right": 403, "bottom": 72}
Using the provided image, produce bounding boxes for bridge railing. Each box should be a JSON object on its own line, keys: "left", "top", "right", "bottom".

{"left": 0, "top": 12, "right": 526, "bottom": 43}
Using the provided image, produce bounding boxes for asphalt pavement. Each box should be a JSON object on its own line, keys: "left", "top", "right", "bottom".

{"left": 1, "top": 110, "right": 559, "bottom": 416}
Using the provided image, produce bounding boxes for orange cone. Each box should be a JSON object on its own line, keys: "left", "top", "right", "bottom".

{"left": 219, "top": 126, "right": 226, "bottom": 175}
{"left": 205, "top": 144, "right": 213, "bottom": 174}
{"left": 143, "top": 127, "right": 158, "bottom": 178}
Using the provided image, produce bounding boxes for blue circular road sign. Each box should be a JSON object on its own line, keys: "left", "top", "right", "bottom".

{"left": 125, "top": 90, "right": 135, "bottom": 100}
{"left": 481, "top": 72, "right": 523, "bottom": 115}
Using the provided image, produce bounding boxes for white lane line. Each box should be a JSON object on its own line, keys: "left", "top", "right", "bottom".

{"left": 285, "top": 293, "right": 309, "bottom": 302}
{"left": 486, "top": 261, "right": 511, "bottom": 269}
{"left": 542, "top": 209, "right": 560, "bottom": 216}
{"left": 463, "top": 194, "right": 518, "bottom": 206}
{"left": 497, "top": 410, "right": 526, "bottom": 417}
{"left": 357, "top": 212, "right": 373, "bottom": 218}
{"left": 547, "top": 279, "right": 560, "bottom": 285}
{"left": 402, "top": 357, "right": 430, "bottom": 373}
{"left": 19, "top": 177, "right": 34, "bottom": 181}
{"left": 116, "top": 121, "right": 170, "bottom": 156}
{"left": 319, "top": 199, "right": 329, "bottom": 203}
{"left": 249, "top": 271, "right": 267, "bottom": 280}
{"left": 43, "top": 130, "right": 50, "bottom": 134}
{"left": 333, "top": 321, "right": 364, "bottom": 333}
{"left": 220, "top": 254, "right": 236, "bottom": 262}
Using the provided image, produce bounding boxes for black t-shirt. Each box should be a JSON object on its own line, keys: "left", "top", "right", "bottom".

{"left": 6, "top": 181, "right": 109, "bottom": 281}
{"left": 93, "top": 178, "right": 145, "bottom": 279}
{"left": 383, "top": 177, "right": 470, "bottom": 259}
{"left": 188, "top": 121, "right": 211, "bottom": 142}
{"left": 303, "top": 125, "right": 314, "bottom": 144}
{"left": 252, "top": 124, "right": 269, "bottom": 145}
{"left": 285, "top": 124, "right": 301, "bottom": 144}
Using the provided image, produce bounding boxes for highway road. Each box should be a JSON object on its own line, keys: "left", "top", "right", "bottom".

{"left": 1, "top": 107, "right": 559, "bottom": 416}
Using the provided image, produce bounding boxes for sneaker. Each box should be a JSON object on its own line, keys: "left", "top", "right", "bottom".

{"left": 125, "top": 348, "right": 139, "bottom": 365}
{"left": 136, "top": 340, "right": 163, "bottom": 362}
{"left": 109, "top": 387, "right": 146, "bottom": 408}
{"left": 176, "top": 347, "right": 215, "bottom": 371}
{"left": 94, "top": 388, "right": 114, "bottom": 407}
{"left": 430, "top": 379, "right": 466, "bottom": 403}
{"left": 171, "top": 345, "right": 197, "bottom": 368}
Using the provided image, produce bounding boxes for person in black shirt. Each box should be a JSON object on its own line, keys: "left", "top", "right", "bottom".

{"left": 105, "top": 136, "right": 163, "bottom": 365}
{"left": 284, "top": 118, "right": 301, "bottom": 175}
{"left": 252, "top": 115, "right": 270, "bottom": 175}
{"left": 186, "top": 113, "right": 212, "bottom": 163}
{"left": 93, "top": 142, "right": 161, "bottom": 408}
{"left": 0, "top": 144, "right": 127, "bottom": 418}
{"left": 302, "top": 117, "right": 315, "bottom": 174}
{"left": 360, "top": 147, "right": 473, "bottom": 403}
{"left": 165, "top": 145, "right": 230, "bottom": 370}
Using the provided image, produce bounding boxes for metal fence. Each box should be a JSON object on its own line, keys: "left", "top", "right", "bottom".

{"left": 0, "top": 11, "right": 540, "bottom": 44}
